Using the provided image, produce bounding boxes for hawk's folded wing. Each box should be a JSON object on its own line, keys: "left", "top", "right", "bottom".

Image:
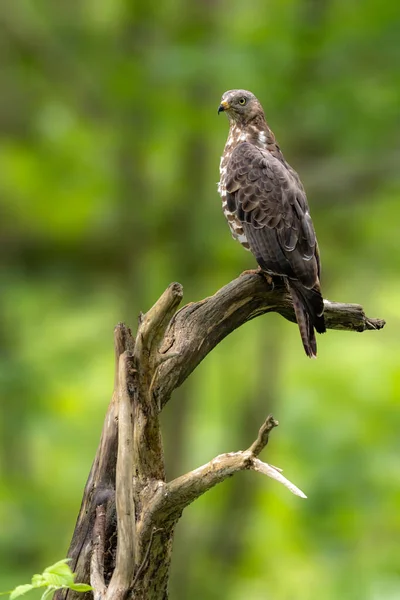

{"left": 225, "top": 142, "right": 320, "bottom": 290}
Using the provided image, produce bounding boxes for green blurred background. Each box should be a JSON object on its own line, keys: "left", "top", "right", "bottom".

{"left": 0, "top": 1, "right": 399, "bottom": 598}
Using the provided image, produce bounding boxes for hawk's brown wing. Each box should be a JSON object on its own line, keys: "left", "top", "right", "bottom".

{"left": 225, "top": 142, "right": 320, "bottom": 289}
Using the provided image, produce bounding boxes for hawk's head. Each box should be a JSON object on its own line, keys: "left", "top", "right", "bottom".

{"left": 218, "top": 89, "right": 263, "bottom": 125}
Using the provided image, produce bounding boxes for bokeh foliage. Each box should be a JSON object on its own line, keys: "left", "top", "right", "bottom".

{"left": 0, "top": 1, "right": 399, "bottom": 598}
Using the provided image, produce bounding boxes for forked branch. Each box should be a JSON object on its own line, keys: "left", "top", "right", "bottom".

{"left": 58, "top": 273, "right": 384, "bottom": 600}
{"left": 151, "top": 415, "right": 305, "bottom": 526}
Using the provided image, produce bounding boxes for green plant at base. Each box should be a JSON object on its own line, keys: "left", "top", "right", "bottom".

{"left": 0, "top": 559, "right": 92, "bottom": 600}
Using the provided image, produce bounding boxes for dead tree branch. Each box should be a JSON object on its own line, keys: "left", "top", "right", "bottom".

{"left": 152, "top": 273, "right": 385, "bottom": 408}
{"left": 90, "top": 506, "right": 107, "bottom": 600}
{"left": 105, "top": 353, "right": 136, "bottom": 600}
{"left": 151, "top": 415, "right": 306, "bottom": 525}
{"left": 55, "top": 273, "right": 385, "bottom": 600}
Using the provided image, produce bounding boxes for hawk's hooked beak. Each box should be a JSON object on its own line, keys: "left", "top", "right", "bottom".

{"left": 218, "top": 100, "right": 229, "bottom": 114}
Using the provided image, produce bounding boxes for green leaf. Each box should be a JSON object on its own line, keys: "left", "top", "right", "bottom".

{"left": 41, "top": 575, "right": 68, "bottom": 589}
{"left": 10, "top": 585, "right": 34, "bottom": 599}
{"left": 43, "top": 561, "right": 74, "bottom": 587}
{"left": 31, "top": 575, "right": 46, "bottom": 586}
{"left": 0, "top": 559, "right": 88, "bottom": 600}
{"left": 68, "top": 584, "right": 93, "bottom": 592}
{"left": 44, "top": 560, "right": 72, "bottom": 577}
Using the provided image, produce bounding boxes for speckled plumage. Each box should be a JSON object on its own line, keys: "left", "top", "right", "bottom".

{"left": 218, "top": 89, "right": 325, "bottom": 357}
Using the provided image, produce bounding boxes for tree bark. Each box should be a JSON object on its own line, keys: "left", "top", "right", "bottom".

{"left": 54, "top": 273, "right": 385, "bottom": 600}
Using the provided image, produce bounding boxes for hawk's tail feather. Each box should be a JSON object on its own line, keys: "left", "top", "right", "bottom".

{"left": 287, "top": 280, "right": 326, "bottom": 358}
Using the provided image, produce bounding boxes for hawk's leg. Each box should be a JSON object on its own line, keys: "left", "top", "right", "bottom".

{"left": 240, "top": 266, "right": 274, "bottom": 288}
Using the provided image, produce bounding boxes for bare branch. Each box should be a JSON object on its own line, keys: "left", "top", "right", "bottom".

{"left": 248, "top": 415, "right": 279, "bottom": 456}
{"left": 134, "top": 282, "right": 183, "bottom": 363}
{"left": 161, "top": 451, "right": 251, "bottom": 517}
{"left": 106, "top": 352, "right": 136, "bottom": 600}
{"left": 153, "top": 274, "right": 385, "bottom": 408}
{"left": 132, "top": 285, "right": 179, "bottom": 485}
{"left": 90, "top": 505, "right": 107, "bottom": 600}
{"left": 114, "top": 323, "right": 135, "bottom": 393}
{"left": 54, "top": 325, "right": 132, "bottom": 598}
{"left": 155, "top": 414, "right": 302, "bottom": 522}
{"left": 323, "top": 300, "right": 385, "bottom": 332}
{"left": 251, "top": 460, "right": 307, "bottom": 498}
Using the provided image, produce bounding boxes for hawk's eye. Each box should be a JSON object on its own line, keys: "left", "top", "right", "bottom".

{"left": 238, "top": 97, "right": 247, "bottom": 106}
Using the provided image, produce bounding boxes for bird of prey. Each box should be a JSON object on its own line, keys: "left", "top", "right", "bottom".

{"left": 218, "top": 89, "right": 325, "bottom": 357}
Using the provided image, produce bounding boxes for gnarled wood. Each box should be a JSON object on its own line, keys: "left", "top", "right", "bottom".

{"left": 55, "top": 274, "right": 385, "bottom": 600}
{"left": 153, "top": 273, "right": 385, "bottom": 407}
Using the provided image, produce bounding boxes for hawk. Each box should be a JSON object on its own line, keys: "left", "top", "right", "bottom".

{"left": 218, "top": 89, "right": 325, "bottom": 357}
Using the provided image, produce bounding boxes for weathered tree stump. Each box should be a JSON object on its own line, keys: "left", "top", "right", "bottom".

{"left": 54, "top": 273, "right": 385, "bottom": 600}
